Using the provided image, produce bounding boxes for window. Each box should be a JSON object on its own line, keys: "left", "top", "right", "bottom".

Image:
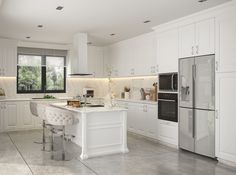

{"left": 17, "top": 54, "right": 66, "bottom": 93}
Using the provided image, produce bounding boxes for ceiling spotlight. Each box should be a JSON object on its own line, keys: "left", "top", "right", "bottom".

{"left": 56, "top": 6, "right": 64, "bottom": 10}
{"left": 110, "top": 33, "right": 115, "bottom": 36}
{"left": 198, "top": 0, "right": 208, "bottom": 2}
{"left": 37, "top": 25, "right": 43, "bottom": 28}
{"left": 26, "top": 36, "right": 31, "bottom": 39}
{"left": 143, "top": 20, "right": 151, "bottom": 24}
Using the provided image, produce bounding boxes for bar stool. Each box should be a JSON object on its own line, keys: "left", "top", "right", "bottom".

{"left": 45, "top": 106, "right": 78, "bottom": 161}
{"left": 30, "top": 101, "right": 51, "bottom": 151}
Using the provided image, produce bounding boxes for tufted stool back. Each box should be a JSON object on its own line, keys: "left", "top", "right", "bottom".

{"left": 37, "top": 103, "right": 48, "bottom": 121}
{"left": 45, "top": 106, "right": 77, "bottom": 126}
{"left": 30, "top": 101, "right": 38, "bottom": 117}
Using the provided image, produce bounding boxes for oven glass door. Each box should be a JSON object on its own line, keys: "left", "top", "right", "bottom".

{"left": 158, "top": 99, "right": 178, "bottom": 122}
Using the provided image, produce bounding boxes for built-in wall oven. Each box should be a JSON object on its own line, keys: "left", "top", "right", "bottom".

{"left": 158, "top": 93, "right": 178, "bottom": 122}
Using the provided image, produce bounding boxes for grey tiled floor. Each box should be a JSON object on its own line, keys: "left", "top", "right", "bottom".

{"left": 0, "top": 130, "right": 236, "bottom": 175}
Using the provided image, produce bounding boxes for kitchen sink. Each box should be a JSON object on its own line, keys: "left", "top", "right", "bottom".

{"left": 86, "top": 104, "right": 104, "bottom": 107}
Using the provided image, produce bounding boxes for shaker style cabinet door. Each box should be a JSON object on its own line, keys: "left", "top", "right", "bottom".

{"left": 216, "top": 9, "right": 236, "bottom": 72}
{"left": 179, "top": 23, "right": 195, "bottom": 58}
{"left": 216, "top": 73, "right": 236, "bottom": 163}
{"left": 4, "top": 102, "right": 18, "bottom": 131}
{"left": 157, "top": 28, "right": 179, "bottom": 73}
{"left": 195, "top": 18, "right": 215, "bottom": 56}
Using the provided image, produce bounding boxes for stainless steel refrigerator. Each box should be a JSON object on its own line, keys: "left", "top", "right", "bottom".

{"left": 179, "top": 54, "right": 215, "bottom": 158}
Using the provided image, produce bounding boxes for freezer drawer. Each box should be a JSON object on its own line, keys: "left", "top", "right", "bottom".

{"left": 195, "top": 109, "right": 215, "bottom": 158}
{"left": 179, "top": 107, "right": 194, "bottom": 152}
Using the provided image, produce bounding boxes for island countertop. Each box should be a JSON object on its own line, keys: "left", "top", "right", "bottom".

{"left": 51, "top": 102, "right": 127, "bottom": 114}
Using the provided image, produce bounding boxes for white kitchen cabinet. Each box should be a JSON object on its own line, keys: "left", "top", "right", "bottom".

{"left": 106, "top": 32, "right": 157, "bottom": 77}
{"left": 216, "top": 9, "right": 236, "bottom": 73}
{"left": 88, "top": 46, "right": 104, "bottom": 77}
{"left": 0, "top": 38, "right": 17, "bottom": 77}
{"left": 115, "top": 101, "right": 158, "bottom": 139}
{"left": 0, "top": 103, "right": 4, "bottom": 132}
{"left": 146, "top": 104, "right": 158, "bottom": 139}
{"left": 179, "top": 18, "right": 215, "bottom": 58}
{"left": 19, "top": 101, "right": 35, "bottom": 129}
{"left": 216, "top": 73, "right": 236, "bottom": 163}
{"left": 4, "top": 102, "right": 18, "bottom": 131}
{"left": 157, "top": 119, "right": 178, "bottom": 146}
{"left": 157, "top": 28, "right": 179, "bottom": 73}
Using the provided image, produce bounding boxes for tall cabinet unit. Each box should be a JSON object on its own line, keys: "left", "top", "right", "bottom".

{"left": 216, "top": 73, "right": 236, "bottom": 164}
{"left": 179, "top": 18, "right": 215, "bottom": 58}
{"left": 215, "top": 5, "right": 236, "bottom": 165}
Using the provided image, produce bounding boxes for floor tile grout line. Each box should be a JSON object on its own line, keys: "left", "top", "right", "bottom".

{"left": 7, "top": 133, "right": 35, "bottom": 175}
{"left": 77, "top": 158, "right": 100, "bottom": 175}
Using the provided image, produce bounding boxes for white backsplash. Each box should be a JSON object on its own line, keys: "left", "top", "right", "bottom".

{"left": 111, "top": 77, "right": 158, "bottom": 100}
{"left": 0, "top": 77, "right": 108, "bottom": 99}
{"left": 0, "top": 77, "right": 157, "bottom": 100}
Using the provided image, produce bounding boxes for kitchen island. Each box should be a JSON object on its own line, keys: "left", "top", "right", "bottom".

{"left": 51, "top": 103, "right": 129, "bottom": 160}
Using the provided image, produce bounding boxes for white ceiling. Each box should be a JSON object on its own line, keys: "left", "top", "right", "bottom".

{"left": 0, "top": 0, "right": 232, "bottom": 46}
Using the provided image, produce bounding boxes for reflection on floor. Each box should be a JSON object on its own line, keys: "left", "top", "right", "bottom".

{"left": 0, "top": 130, "right": 236, "bottom": 175}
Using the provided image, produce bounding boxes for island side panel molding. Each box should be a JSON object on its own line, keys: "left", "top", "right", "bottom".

{"left": 84, "top": 111, "right": 128, "bottom": 158}
{"left": 122, "top": 111, "right": 129, "bottom": 153}
{"left": 80, "top": 113, "right": 88, "bottom": 160}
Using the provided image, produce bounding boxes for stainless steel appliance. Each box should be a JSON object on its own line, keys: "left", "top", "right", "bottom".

{"left": 159, "top": 73, "right": 178, "bottom": 92}
{"left": 158, "top": 93, "right": 178, "bottom": 122}
{"left": 83, "top": 88, "right": 94, "bottom": 97}
{"left": 179, "top": 54, "right": 215, "bottom": 158}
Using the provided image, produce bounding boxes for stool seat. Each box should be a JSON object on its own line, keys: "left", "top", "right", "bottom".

{"left": 45, "top": 106, "right": 78, "bottom": 161}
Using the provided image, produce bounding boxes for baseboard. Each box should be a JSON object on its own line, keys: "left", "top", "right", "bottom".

{"left": 217, "top": 158, "right": 236, "bottom": 168}
{"left": 127, "top": 131, "right": 178, "bottom": 149}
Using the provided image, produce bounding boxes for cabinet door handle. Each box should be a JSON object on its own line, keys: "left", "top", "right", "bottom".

{"left": 196, "top": 45, "right": 199, "bottom": 55}
{"left": 192, "top": 46, "right": 194, "bottom": 55}
{"left": 215, "top": 61, "right": 219, "bottom": 71}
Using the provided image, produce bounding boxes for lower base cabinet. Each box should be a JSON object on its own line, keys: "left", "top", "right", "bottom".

{"left": 157, "top": 119, "right": 178, "bottom": 146}
{"left": 216, "top": 73, "right": 236, "bottom": 164}
{"left": 115, "top": 101, "right": 158, "bottom": 139}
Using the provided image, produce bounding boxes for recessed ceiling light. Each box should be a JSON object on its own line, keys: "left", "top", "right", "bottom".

{"left": 110, "top": 33, "right": 115, "bottom": 36}
{"left": 56, "top": 6, "right": 64, "bottom": 10}
{"left": 143, "top": 20, "right": 151, "bottom": 24}
{"left": 37, "top": 25, "right": 43, "bottom": 28}
{"left": 26, "top": 36, "right": 31, "bottom": 39}
{"left": 198, "top": 0, "right": 208, "bottom": 2}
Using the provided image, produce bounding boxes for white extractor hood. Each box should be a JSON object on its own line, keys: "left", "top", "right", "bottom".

{"left": 69, "top": 33, "right": 92, "bottom": 76}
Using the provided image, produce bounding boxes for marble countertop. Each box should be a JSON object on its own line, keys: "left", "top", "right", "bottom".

{"left": 0, "top": 97, "right": 73, "bottom": 102}
{"left": 51, "top": 102, "right": 127, "bottom": 114}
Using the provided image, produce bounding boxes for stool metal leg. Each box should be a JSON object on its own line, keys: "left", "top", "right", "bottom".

{"left": 42, "top": 120, "right": 46, "bottom": 151}
{"left": 50, "top": 129, "right": 54, "bottom": 160}
{"left": 62, "top": 126, "right": 65, "bottom": 160}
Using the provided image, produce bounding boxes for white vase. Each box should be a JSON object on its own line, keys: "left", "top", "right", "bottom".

{"left": 124, "top": 92, "right": 130, "bottom": 99}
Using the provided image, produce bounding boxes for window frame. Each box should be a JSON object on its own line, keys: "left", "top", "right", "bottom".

{"left": 17, "top": 54, "right": 66, "bottom": 94}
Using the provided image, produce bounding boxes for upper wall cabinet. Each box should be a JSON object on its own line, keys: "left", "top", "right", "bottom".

{"left": 216, "top": 9, "right": 236, "bottom": 73}
{"left": 106, "top": 32, "right": 157, "bottom": 77}
{"left": 156, "top": 28, "right": 179, "bottom": 73}
{"left": 0, "top": 39, "right": 17, "bottom": 77}
{"left": 88, "top": 46, "right": 104, "bottom": 78}
{"left": 179, "top": 18, "right": 215, "bottom": 58}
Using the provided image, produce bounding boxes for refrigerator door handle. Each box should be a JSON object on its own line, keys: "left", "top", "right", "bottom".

{"left": 171, "top": 74, "right": 174, "bottom": 91}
